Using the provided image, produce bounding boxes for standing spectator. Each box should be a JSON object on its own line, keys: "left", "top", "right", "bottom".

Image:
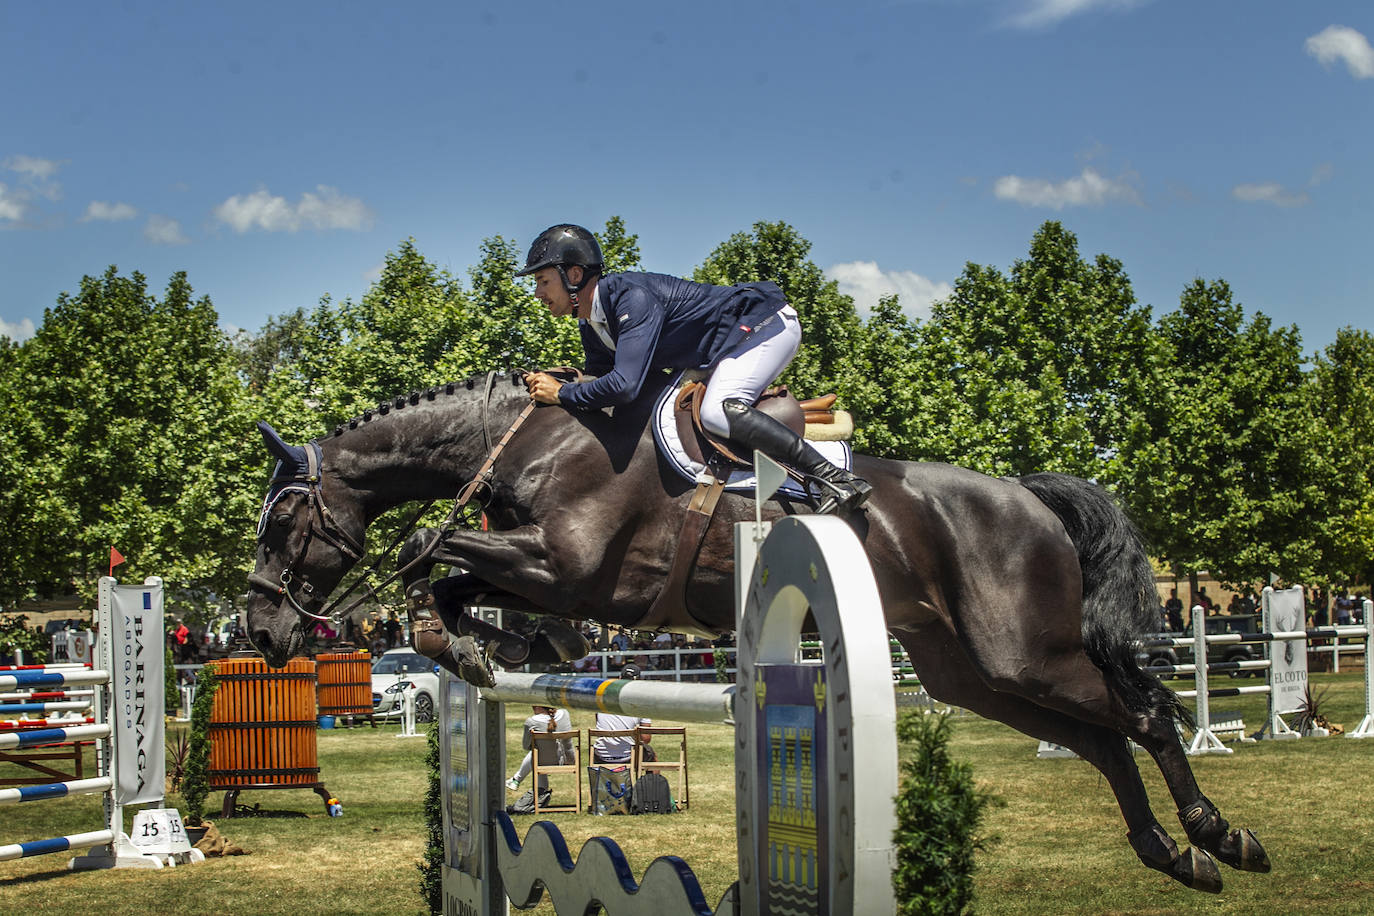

{"left": 172, "top": 618, "right": 190, "bottom": 663}
{"left": 1335, "top": 591, "right": 1354, "bottom": 626}
{"left": 1164, "top": 590, "right": 1185, "bottom": 633}
{"left": 384, "top": 610, "right": 402, "bottom": 648}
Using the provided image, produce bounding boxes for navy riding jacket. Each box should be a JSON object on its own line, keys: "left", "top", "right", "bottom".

{"left": 559, "top": 271, "right": 787, "bottom": 411}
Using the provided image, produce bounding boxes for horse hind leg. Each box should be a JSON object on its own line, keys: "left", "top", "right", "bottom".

{"left": 897, "top": 629, "right": 1223, "bottom": 893}
{"left": 1131, "top": 714, "right": 1271, "bottom": 875}
{"left": 1177, "top": 796, "right": 1270, "bottom": 874}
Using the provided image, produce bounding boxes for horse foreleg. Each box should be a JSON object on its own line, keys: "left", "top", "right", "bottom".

{"left": 398, "top": 528, "right": 590, "bottom": 677}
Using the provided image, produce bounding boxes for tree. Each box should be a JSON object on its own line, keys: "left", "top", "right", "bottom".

{"left": 1126, "top": 278, "right": 1324, "bottom": 589}
{"left": 1306, "top": 328, "right": 1374, "bottom": 584}
{"left": 911, "top": 222, "right": 1158, "bottom": 481}
{"left": 1, "top": 268, "right": 259, "bottom": 607}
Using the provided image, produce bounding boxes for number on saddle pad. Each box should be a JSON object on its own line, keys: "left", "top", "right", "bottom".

{"left": 630, "top": 771, "right": 675, "bottom": 814}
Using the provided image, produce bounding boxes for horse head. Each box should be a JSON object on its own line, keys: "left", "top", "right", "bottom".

{"left": 246, "top": 421, "right": 367, "bottom": 667}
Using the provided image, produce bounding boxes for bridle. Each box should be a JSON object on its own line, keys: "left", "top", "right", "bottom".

{"left": 248, "top": 370, "right": 551, "bottom": 627}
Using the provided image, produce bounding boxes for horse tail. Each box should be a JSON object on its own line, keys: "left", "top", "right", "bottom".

{"left": 1015, "top": 472, "right": 1192, "bottom": 727}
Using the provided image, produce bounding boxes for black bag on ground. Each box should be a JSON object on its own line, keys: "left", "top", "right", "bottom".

{"left": 506, "top": 786, "right": 552, "bottom": 815}
{"left": 630, "top": 771, "right": 674, "bottom": 814}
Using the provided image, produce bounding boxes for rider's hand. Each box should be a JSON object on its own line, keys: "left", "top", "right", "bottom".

{"left": 526, "top": 372, "right": 563, "bottom": 405}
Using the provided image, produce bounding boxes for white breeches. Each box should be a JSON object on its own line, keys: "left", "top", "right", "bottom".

{"left": 699, "top": 306, "right": 801, "bottom": 437}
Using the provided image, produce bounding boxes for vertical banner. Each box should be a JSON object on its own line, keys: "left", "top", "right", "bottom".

{"left": 1263, "top": 585, "right": 1308, "bottom": 716}
{"left": 100, "top": 576, "right": 166, "bottom": 805}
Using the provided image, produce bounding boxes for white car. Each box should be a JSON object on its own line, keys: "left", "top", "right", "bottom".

{"left": 370, "top": 648, "right": 440, "bottom": 722}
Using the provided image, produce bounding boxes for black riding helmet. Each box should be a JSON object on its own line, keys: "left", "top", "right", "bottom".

{"left": 516, "top": 224, "right": 604, "bottom": 303}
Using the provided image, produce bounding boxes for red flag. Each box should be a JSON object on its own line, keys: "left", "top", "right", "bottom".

{"left": 109, "top": 547, "right": 126, "bottom": 577}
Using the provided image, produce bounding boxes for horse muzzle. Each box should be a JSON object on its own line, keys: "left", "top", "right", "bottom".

{"left": 246, "top": 594, "right": 304, "bottom": 668}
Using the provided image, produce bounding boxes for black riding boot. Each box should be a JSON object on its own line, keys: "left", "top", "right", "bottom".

{"left": 721, "top": 399, "right": 872, "bottom": 515}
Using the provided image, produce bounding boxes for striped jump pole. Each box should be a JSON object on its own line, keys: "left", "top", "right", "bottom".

{"left": 0, "top": 668, "right": 111, "bottom": 691}
{"left": 0, "top": 723, "right": 111, "bottom": 749}
{"left": 0, "top": 702, "right": 93, "bottom": 716}
{"left": 0, "top": 777, "right": 114, "bottom": 805}
{"left": 0, "top": 716, "right": 95, "bottom": 730}
{"left": 0, "top": 830, "right": 117, "bottom": 863}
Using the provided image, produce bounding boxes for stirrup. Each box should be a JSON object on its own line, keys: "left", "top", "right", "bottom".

{"left": 808, "top": 475, "right": 871, "bottom": 516}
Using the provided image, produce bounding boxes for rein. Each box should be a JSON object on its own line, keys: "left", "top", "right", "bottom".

{"left": 251, "top": 370, "right": 549, "bottom": 626}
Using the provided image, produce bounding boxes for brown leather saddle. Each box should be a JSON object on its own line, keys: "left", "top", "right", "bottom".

{"left": 638, "top": 379, "right": 851, "bottom": 637}
{"left": 672, "top": 380, "right": 843, "bottom": 470}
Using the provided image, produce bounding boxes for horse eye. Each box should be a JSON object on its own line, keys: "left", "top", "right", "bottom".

{"left": 275, "top": 514, "right": 292, "bottom": 527}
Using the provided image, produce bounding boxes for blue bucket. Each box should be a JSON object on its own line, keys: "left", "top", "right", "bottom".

{"left": 318, "top": 715, "right": 336, "bottom": 729}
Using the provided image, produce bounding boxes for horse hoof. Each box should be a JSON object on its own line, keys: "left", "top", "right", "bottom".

{"left": 532, "top": 620, "right": 592, "bottom": 664}
{"left": 1217, "top": 828, "right": 1271, "bottom": 873}
{"left": 452, "top": 635, "right": 496, "bottom": 688}
{"left": 1179, "top": 847, "right": 1223, "bottom": 894}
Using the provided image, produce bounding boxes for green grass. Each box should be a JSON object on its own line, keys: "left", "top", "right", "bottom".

{"left": 2, "top": 671, "right": 1372, "bottom": 914}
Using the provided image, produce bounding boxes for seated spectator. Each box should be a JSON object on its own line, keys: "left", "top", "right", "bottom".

{"left": 507, "top": 704, "right": 573, "bottom": 793}
{"left": 593, "top": 664, "right": 655, "bottom": 764}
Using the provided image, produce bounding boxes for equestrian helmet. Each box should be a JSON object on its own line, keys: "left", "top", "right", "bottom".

{"left": 516, "top": 224, "right": 604, "bottom": 277}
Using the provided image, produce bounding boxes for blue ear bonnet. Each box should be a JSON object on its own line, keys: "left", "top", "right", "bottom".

{"left": 256, "top": 421, "right": 322, "bottom": 537}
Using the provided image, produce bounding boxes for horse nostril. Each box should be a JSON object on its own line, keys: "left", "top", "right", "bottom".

{"left": 250, "top": 628, "right": 273, "bottom": 651}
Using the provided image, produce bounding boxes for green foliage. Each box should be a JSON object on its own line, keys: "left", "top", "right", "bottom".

{"left": 182, "top": 664, "right": 219, "bottom": 826}
{"left": 1306, "top": 329, "right": 1374, "bottom": 585}
{"left": 892, "top": 712, "right": 993, "bottom": 916}
{"left": 0, "top": 268, "right": 260, "bottom": 605}
{"left": 1126, "top": 278, "right": 1324, "bottom": 585}
{"left": 165, "top": 646, "right": 179, "bottom": 716}
{"left": 912, "top": 222, "right": 1157, "bottom": 480}
{"left": 0, "top": 614, "right": 47, "bottom": 663}
{"left": 418, "top": 715, "right": 444, "bottom": 915}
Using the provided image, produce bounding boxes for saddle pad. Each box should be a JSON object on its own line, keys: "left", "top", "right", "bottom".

{"left": 652, "top": 376, "right": 852, "bottom": 499}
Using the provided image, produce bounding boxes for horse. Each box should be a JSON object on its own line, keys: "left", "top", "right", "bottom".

{"left": 245, "top": 370, "right": 1269, "bottom": 893}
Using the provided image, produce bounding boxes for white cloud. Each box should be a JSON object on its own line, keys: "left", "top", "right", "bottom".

{"left": 213, "top": 185, "right": 374, "bottom": 233}
{"left": 0, "top": 183, "right": 25, "bottom": 222}
{"left": 993, "top": 166, "right": 1141, "bottom": 209}
{"left": 2, "top": 155, "right": 62, "bottom": 201}
{"left": 144, "top": 214, "right": 189, "bottom": 245}
{"left": 81, "top": 200, "right": 138, "bottom": 222}
{"left": 1003, "top": 0, "right": 1149, "bottom": 30}
{"left": 1, "top": 317, "right": 36, "bottom": 342}
{"left": 3, "top": 155, "right": 60, "bottom": 182}
{"left": 1231, "top": 183, "right": 1309, "bottom": 208}
{"left": 828, "top": 260, "right": 952, "bottom": 321}
{"left": 1305, "top": 25, "right": 1374, "bottom": 79}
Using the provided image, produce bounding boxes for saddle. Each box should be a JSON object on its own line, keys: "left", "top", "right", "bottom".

{"left": 639, "top": 378, "right": 855, "bottom": 638}
{"left": 672, "top": 380, "right": 852, "bottom": 469}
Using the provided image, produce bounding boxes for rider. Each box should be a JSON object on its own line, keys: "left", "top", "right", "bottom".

{"left": 520, "top": 224, "right": 871, "bottom": 515}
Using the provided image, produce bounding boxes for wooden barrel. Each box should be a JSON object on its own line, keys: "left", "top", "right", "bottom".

{"left": 207, "top": 657, "right": 319, "bottom": 789}
{"left": 315, "top": 649, "right": 372, "bottom": 716}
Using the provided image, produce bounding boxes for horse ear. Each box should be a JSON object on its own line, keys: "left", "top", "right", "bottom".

{"left": 257, "top": 421, "right": 304, "bottom": 465}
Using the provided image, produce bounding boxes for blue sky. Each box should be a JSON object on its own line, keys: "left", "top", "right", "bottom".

{"left": 2, "top": 1, "right": 1369, "bottom": 352}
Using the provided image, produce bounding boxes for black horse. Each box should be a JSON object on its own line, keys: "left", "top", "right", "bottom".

{"left": 246, "top": 371, "right": 1269, "bottom": 893}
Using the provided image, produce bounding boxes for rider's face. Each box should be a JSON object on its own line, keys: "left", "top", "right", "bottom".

{"left": 532, "top": 267, "right": 579, "bottom": 317}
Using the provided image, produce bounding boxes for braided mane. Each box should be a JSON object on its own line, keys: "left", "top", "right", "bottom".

{"left": 329, "top": 371, "right": 527, "bottom": 438}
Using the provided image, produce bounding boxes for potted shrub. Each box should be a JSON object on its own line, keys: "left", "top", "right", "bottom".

{"left": 181, "top": 665, "right": 219, "bottom": 841}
